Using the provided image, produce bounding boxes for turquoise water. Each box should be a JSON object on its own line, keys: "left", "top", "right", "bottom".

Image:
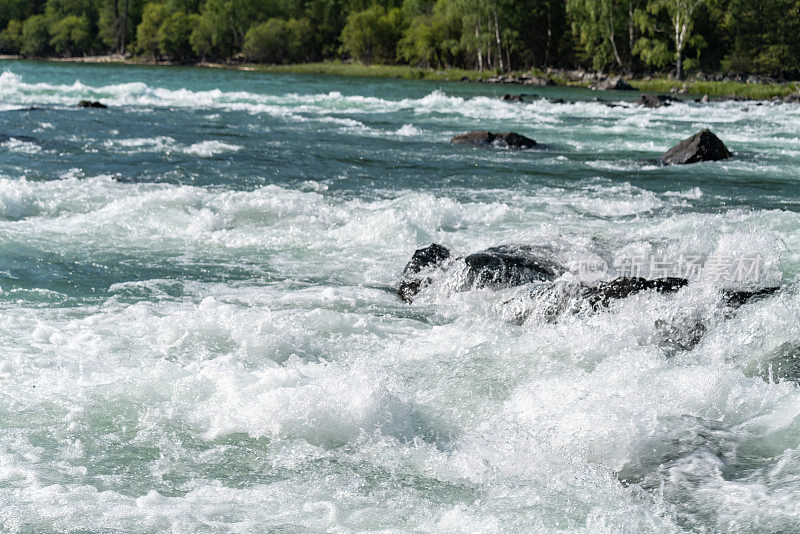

{"left": 1, "top": 59, "right": 800, "bottom": 532}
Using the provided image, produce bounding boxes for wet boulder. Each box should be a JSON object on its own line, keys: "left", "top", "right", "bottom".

{"left": 585, "top": 277, "right": 689, "bottom": 309}
{"left": 397, "top": 243, "right": 564, "bottom": 302}
{"left": 77, "top": 100, "right": 108, "bottom": 109}
{"left": 462, "top": 245, "right": 565, "bottom": 289}
{"left": 660, "top": 129, "right": 732, "bottom": 165}
{"left": 451, "top": 131, "right": 536, "bottom": 149}
{"left": 398, "top": 244, "right": 451, "bottom": 303}
{"left": 402, "top": 243, "right": 450, "bottom": 276}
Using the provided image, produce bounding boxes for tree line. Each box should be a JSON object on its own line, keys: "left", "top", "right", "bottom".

{"left": 1, "top": 0, "right": 799, "bottom": 79}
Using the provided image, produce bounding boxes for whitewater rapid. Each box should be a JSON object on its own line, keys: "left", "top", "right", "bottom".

{"left": 1, "top": 61, "right": 799, "bottom": 532}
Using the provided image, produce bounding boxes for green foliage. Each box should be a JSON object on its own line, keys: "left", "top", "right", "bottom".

{"left": 243, "top": 17, "right": 312, "bottom": 63}
{"left": 21, "top": 14, "right": 51, "bottom": 56}
{"left": 397, "top": 9, "right": 459, "bottom": 68}
{"left": 0, "top": 19, "right": 23, "bottom": 53}
{"left": 5, "top": 0, "right": 800, "bottom": 82}
{"left": 340, "top": 6, "right": 405, "bottom": 64}
{"left": 98, "top": 0, "right": 142, "bottom": 54}
{"left": 188, "top": 12, "right": 214, "bottom": 59}
{"left": 719, "top": 0, "right": 800, "bottom": 76}
{"left": 157, "top": 10, "right": 193, "bottom": 59}
{"left": 49, "top": 14, "right": 92, "bottom": 55}
{"left": 567, "top": 0, "right": 623, "bottom": 70}
{"left": 0, "top": 0, "right": 30, "bottom": 33}
{"left": 136, "top": 1, "right": 166, "bottom": 56}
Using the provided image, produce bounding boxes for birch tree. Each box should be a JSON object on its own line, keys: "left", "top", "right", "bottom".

{"left": 641, "top": 0, "right": 705, "bottom": 79}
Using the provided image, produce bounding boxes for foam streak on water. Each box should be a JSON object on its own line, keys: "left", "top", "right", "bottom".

{"left": 1, "top": 60, "right": 799, "bottom": 532}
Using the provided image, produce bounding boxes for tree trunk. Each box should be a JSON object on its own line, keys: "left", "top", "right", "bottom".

{"left": 493, "top": 7, "right": 504, "bottom": 72}
{"left": 120, "top": 0, "right": 128, "bottom": 54}
{"left": 544, "top": 2, "right": 552, "bottom": 68}
{"left": 475, "top": 22, "right": 483, "bottom": 71}
{"left": 486, "top": 20, "right": 493, "bottom": 69}
{"left": 607, "top": 4, "right": 623, "bottom": 69}
{"left": 627, "top": 0, "right": 634, "bottom": 73}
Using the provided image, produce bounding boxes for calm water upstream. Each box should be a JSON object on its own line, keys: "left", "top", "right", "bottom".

{"left": 1, "top": 59, "right": 800, "bottom": 532}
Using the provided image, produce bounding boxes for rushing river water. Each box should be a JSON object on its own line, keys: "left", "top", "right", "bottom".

{"left": 1, "top": 60, "right": 799, "bottom": 532}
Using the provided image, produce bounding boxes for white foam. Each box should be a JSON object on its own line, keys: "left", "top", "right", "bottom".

{"left": 183, "top": 140, "right": 242, "bottom": 157}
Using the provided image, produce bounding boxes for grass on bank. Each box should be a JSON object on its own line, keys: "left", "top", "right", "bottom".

{"left": 251, "top": 61, "right": 488, "bottom": 81}
{"left": 630, "top": 78, "right": 800, "bottom": 99}
{"left": 254, "top": 61, "right": 800, "bottom": 99}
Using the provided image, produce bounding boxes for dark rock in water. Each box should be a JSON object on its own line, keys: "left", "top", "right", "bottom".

{"left": 451, "top": 131, "right": 536, "bottom": 149}
{"left": 398, "top": 279, "right": 423, "bottom": 303}
{"left": 77, "top": 100, "right": 108, "bottom": 109}
{"left": 494, "top": 132, "right": 536, "bottom": 149}
{"left": 501, "top": 94, "right": 538, "bottom": 103}
{"left": 451, "top": 130, "right": 494, "bottom": 146}
{"left": 592, "top": 77, "right": 635, "bottom": 91}
{"left": 463, "top": 245, "right": 565, "bottom": 289}
{"left": 593, "top": 97, "right": 623, "bottom": 108}
{"left": 636, "top": 94, "right": 681, "bottom": 108}
{"left": 660, "top": 129, "right": 732, "bottom": 165}
{"left": 403, "top": 243, "right": 451, "bottom": 276}
{"left": 585, "top": 277, "right": 688, "bottom": 308}
{"left": 722, "top": 286, "right": 780, "bottom": 309}
{"left": 398, "top": 244, "right": 451, "bottom": 303}
{"left": 548, "top": 98, "right": 566, "bottom": 104}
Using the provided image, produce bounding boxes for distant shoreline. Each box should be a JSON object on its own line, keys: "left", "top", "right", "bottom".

{"left": 2, "top": 55, "right": 799, "bottom": 101}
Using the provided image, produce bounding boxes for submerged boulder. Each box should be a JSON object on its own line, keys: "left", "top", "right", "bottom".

{"left": 77, "top": 100, "right": 108, "bottom": 109}
{"left": 660, "top": 129, "right": 732, "bottom": 165}
{"left": 451, "top": 131, "right": 536, "bottom": 149}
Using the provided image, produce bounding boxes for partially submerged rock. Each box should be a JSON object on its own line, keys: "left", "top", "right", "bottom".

{"left": 593, "top": 97, "right": 624, "bottom": 108}
{"left": 77, "top": 100, "right": 108, "bottom": 109}
{"left": 501, "top": 94, "right": 538, "bottom": 103}
{"left": 660, "top": 129, "right": 732, "bottom": 165}
{"left": 397, "top": 244, "right": 782, "bottom": 353}
{"left": 398, "top": 243, "right": 563, "bottom": 302}
{"left": 451, "top": 131, "right": 536, "bottom": 149}
{"left": 462, "top": 245, "right": 566, "bottom": 289}
{"left": 592, "top": 77, "right": 635, "bottom": 91}
{"left": 636, "top": 94, "right": 681, "bottom": 108}
{"left": 398, "top": 244, "right": 451, "bottom": 303}
{"left": 585, "top": 277, "right": 688, "bottom": 309}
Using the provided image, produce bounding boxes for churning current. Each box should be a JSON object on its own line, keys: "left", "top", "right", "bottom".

{"left": 1, "top": 60, "right": 800, "bottom": 532}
